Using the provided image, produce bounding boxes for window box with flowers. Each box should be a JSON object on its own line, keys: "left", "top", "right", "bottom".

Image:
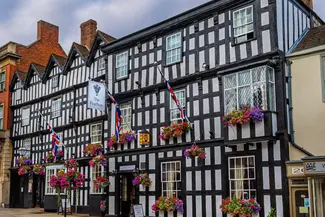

{"left": 219, "top": 197, "right": 262, "bottom": 217}
{"left": 89, "top": 154, "right": 107, "bottom": 168}
{"left": 108, "top": 130, "right": 136, "bottom": 149}
{"left": 83, "top": 144, "right": 103, "bottom": 157}
{"left": 152, "top": 196, "right": 184, "bottom": 216}
{"left": 159, "top": 122, "right": 191, "bottom": 141}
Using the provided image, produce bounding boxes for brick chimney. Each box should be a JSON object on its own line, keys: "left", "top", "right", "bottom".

{"left": 37, "top": 20, "right": 59, "bottom": 43}
{"left": 302, "top": 0, "right": 313, "bottom": 9}
{"left": 80, "top": 19, "right": 97, "bottom": 49}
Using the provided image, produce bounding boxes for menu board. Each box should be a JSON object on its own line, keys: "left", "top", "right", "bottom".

{"left": 133, "top": 204, "right": 144, "bottom": 217}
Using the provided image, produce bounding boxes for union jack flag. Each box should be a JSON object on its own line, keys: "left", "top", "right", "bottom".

{"left": 48, "top": 125, "right": 60, "bottom": 155}
{"left": 109, "top": 96, "right": 122, "bottom": 142}
{"left": 166, "top": 80, "right": 188, "bottom": 122}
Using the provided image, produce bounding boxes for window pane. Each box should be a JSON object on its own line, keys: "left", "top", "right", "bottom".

{"left": 238, "top": 86, "right": 251, "bottom": 108}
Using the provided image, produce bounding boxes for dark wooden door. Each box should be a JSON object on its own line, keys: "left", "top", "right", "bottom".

{"left": 120, "top": 175, "right": 134, "bottom": 217}
{"left": 294, "top": 189, "right": 309, "bottom": 217}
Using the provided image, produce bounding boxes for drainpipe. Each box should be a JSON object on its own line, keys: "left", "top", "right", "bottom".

{"left": 286, "top": 60, "right": 295, "bottom": 142}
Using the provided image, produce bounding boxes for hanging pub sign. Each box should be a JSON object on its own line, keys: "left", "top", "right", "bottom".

{"left": 87, "top": 80, "right": 106, "bottom": 111}
{"left": 138, "top": 130, "right": 150, "bottom": 146}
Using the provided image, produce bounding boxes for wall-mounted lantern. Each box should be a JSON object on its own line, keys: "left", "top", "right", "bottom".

{"left": 138, "top": 130, "right": 150, "bottom": 146}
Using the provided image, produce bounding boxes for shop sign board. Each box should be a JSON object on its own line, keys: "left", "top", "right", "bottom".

{"left": 304, "top": 161, "right": 325, "bottom": 174}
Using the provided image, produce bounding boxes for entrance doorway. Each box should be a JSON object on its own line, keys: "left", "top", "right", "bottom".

{"left": 292, "top": 188, "right": 309, "bottom": 217}
{"left": 120, "top": 174, "right": 135, "bottom": 217}
{"left": 33, "top": 176, "right": 45, "bottom": 208}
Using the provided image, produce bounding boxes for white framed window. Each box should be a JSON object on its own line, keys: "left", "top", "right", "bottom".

{"left": 120, "top": 104, "right": 132, "bottom": 132}
{"left": 98, "top": 57, "right": 106, "bottom": 71}
{"left": 0, "top": 104, "right": 3, "bottom": 129}
{"left": 161, "top": 161, "right": 181, "bottom": 197}
{"left": 45, "top": 165, "right": 64, "bottom": 195}
{"left": 0, "top": 70, "right": 5, "bottom": 91}
{"left": 170, "top": 89, "right": 186, "bottom": 121}
{"left": 23, "top": 138, "right": 31, "bottom": 157}
{"left": 22, "top": 107, "right": 30, "bottom": 126}
{"left": 224, "top": 66, "right": 275, "bottom": 114}
{"left": 228, "top": 156, "right": 256, "bottom": 199}
{"left": 52, "top": 75, "right": 59, "bottom": 88}
{"left": 116, "top": 51, "right": 128, "bottom": 79}
{"left": 90, "top": 165, "right": 104, "bottom": 194}
{"left": 51, "top": 97, "right": 61, "bottom": 118}
{"left": 91, "top": 123, "right": 102, "bottom": 144}
{"left": 233, "top": 5, "right": 254, "bottom": 44}
{"left": 166, "top": 32, "right": 182, "bottom": 65}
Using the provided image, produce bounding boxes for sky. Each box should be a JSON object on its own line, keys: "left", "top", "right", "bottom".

{"left": 0, "top": 0, "right": 324, "bottom": 53}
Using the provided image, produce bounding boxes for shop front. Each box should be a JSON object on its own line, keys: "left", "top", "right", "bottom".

{"left": 287, "top": 157, "right": 325, "bottom": 217}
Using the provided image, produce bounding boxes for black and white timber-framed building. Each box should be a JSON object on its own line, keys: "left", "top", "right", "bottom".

{"left": 9, "top": 0, "right": 323, "bottom": 217}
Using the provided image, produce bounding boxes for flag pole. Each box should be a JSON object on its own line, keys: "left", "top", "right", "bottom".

{"left": 154, "top": 62, "right": 191, "bottom": 124}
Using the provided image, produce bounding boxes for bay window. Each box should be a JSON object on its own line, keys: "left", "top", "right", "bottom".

{"left": 161, "top": 161, "right": 181, "bottom": 197}
{"left": 224, "top": 66, "right": 275, "bottom": 114}
{"left": 229, "top": 156, "right": 256, "bottom": 199}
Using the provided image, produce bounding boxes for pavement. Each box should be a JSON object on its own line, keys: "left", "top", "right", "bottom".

{"left": 0, "top": 208, "right": 93, "bottom": 217}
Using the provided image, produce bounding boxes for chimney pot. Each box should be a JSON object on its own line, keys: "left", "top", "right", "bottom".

{"left": 37, "top": 20, "right": 59, "bottom": 43}
{"left": 80, "top": 19, "right": 97, "bottom": 50}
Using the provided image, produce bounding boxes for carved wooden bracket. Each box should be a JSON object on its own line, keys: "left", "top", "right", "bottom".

{"left": 197, "top": 77, "right": 202, "bottom": 90}
{"left": 152, "top": 36, "right": 157, "bottom": 47}
{"left": 213, "top": 13, "right": 219, "bottom": 25}
{"left": 137, "top": 42, "right": 142, "bottom": 52}
{"left": 155, "top": 88, "right": 160, "bottom": 102}
{"left": 194, "top": 20, "right": 199, "bottom": 32}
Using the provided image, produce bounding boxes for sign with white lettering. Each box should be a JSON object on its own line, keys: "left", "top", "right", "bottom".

{"left": 133, "top": 204, "right": 144, "bottom": 217}
{"left": 305, "top": 161, "right": 325, "bottom": 174}
{"left": 87, "top": 81, "right": 106, "bottom": 111}
{"left": 119, "top": 165, "right": 136, "bottom": 171}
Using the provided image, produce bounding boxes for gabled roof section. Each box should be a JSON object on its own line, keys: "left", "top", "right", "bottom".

{"left": 23, "top": 63, "right": 46, "bottom": 89}
{"left": 86, "top": 30, "right": 116, "bottom": 67}
{"left": 292, "top": 25, "right": 325, "bottom": 53}
{"left": 42, "top": 53, "right": 67, "bottom": 83}
{"left": 9, "top": 71, "right": 26, "bottom": 92}
{"left": 63, "top": 42, "right": 89, "bottom": 74}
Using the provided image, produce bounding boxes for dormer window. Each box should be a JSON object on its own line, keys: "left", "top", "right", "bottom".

{"left": 98, "top": 57, "right": 106, "bottom": 71}
{"left": 233, "top": 6, "right": 254, "bottom": 44}
{"left": 52, "top": 75, "right": 59, "bottom": 88}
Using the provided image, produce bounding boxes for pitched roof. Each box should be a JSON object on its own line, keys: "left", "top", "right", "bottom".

{"left": 42, "top": 54, "right": 67, "bottom": 83}
{"left": 293, "top": 25, "right": 325, "bottom": 53}
{"left": 16, "top": 71, "right": 27, "bottom": 81}
{"left": 24, "top": 63, "right": 46, "bottom": 89}
{"left": 97, "top": 30, "right": 116, "bottom": 43}
{"left": 52, "top": 53, "right": 67, "bottom": 67}
{"left": 73, "top": 42, "right": 89, "bottom": 58}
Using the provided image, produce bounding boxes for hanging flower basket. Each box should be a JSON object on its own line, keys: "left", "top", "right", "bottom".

{"left": 100, "top": 200, "right": 106, "bottom": 212}
{"left": 220, "top": 197, "right": 262, "bottom": 217}
{"left": 184, "top": 144, "right": 206, "bottom": 160}
{"left": 33, "top": 164, "right": 45, "bottom": 175}
{"left": 132, "top": 173, "right": 152, "bottom": 187}
{"left": 151, "top": 196, "right": 184, "bottom": 214}
{"left": 18, "top": 165, "right": 31, "bottom": 176}
{"left": 94, "top": 176, "right": 110, "bottom": 189}
{"left": 89, "top": 154, "right": 106, "bottom": 167}
{"left": 108, "top": 131, "right": 136, "bottom": 149}
{"left": 64, "top": 158, "right": 79, "bottom": 170}
{"left": 159, "top": 122, "right": 191, "bottom": 141}
{"left": 55, "top": 150, "right": 64, "bottom": 161}
{"left": 83, "top": 144, "right": 103, "bottom": 156}
{"left": 65, "top": 169, "right": 85, "bottom": 190}
{"left": 45, "top": 152, "right": 55, "bottom": 163}
{"left": 15, "top": 156, "right": 32, "bottom": 166}
{"left": 223, "top": 106, "right": 264, "bottom": 127}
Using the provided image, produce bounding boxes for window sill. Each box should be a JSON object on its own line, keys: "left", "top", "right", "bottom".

{"left": 164, "top": 59, "right": 183, "bottom": 67}
{"left": 231, "top": 37, "right": 257, "bottom": 47}
{"left": 116, "top": 75, "right": 129, "bottom": 82}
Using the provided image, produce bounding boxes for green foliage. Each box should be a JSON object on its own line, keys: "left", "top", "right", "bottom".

{"left": 267, "top": 208, "right": 276, "bottom": 217}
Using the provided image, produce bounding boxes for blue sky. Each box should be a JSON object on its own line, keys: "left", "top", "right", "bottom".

{"left": 0, "top": 0, "right": 324, "bottom": 52}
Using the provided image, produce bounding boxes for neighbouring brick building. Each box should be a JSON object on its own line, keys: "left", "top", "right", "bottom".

{"left": 0, "top": 20, "right": 65, "bottom": 208}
